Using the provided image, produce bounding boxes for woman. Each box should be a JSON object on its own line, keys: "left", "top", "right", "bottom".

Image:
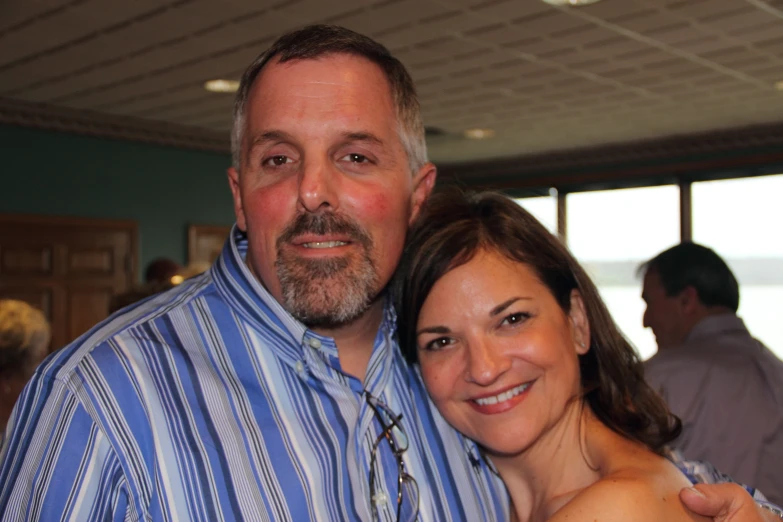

{"left": 394, "top": 190, "right": 708, "bottom": 522}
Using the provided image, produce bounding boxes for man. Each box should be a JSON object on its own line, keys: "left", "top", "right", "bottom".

{"left": 0, "top": 25, "right": 777, "bottom": 521}
{"left": 642, "top": 242, "right": 783, "bottom": 505}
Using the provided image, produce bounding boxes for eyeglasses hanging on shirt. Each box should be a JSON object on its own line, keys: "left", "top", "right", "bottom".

{"left": 365, "top": 392, "right": 420, "bottom": 522}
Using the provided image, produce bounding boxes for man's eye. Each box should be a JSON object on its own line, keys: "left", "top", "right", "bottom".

{"left": 263, "top": 155, "right": 290, "bottom": 166}
{"left": 342, "top": 153, "right": 369, "bottom": 163}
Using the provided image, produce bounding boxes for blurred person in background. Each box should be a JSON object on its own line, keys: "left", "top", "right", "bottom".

{"left": 110, "top": 260, "right": 210, "bottom": 314}
{"left": 641, "top": 242, "right": 783, "bottom": 505}
{"left": 143, "top": 257, "right": 182, "bottom": 286}
{"left": 0, "top": 300, "right": 50, "bottom": 432}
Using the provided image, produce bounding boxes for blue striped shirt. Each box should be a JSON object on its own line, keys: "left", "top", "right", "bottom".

{"left": 0, "top": 228, "right": 507, "bottom": 521}
{"left": 3, "top": 229, "right": 779, "bottom": 521}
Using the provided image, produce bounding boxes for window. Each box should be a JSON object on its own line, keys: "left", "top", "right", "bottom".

{"left": 515, "top": 194, "right": 557, "bottom": 234}
{"left": 692, "top": 174, "right": 783, "bottom": 358}
{"left": 567, "top": 186, "right": 680, "bottom": 360}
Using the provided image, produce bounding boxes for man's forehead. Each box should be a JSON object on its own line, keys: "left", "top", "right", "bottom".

{"left": 263, "top": 53, "right": 386, "bottom": 83}
{"left": 246, "top": 54, "right": 392, "bottom": 109}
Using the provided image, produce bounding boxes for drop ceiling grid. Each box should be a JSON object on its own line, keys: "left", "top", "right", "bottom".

{"left": 0, "top": 0, "right": 781, "bottom": 164}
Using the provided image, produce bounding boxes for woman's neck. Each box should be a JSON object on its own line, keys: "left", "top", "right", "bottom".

{"left": 489, "top": 401, "right": 607, "bottom": 522}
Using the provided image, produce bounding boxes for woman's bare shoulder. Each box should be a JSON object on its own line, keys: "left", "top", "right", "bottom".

{"left": 547, "top": 460, "right": 710, "bottom": 522}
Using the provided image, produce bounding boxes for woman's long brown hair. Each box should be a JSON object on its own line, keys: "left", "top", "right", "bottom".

{"left": 394, "top": 188, "right": 681, "bottom": 453}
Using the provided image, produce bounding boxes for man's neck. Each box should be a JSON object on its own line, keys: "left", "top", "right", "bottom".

{"left": 311, "top": 299, "right": 386, "bottom": 384}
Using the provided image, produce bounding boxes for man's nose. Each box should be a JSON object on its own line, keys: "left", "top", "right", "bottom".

{"left": 298, "top": 157, "right": 339, "bottom": 213}
{"left": 465, "top": 338, "right": 510, "bottom": 386}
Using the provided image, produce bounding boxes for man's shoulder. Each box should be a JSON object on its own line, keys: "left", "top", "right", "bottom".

{"left": 43, "top": 275, "right": 219, "bottom": 384}
{"left": 644, "top": 339, "right": 724, "bottom": 370}
{"left": 643, "top": 348, "right": 691, "bottom": 376}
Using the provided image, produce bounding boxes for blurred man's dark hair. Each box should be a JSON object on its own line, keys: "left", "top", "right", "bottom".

{"left": 639, "top": 242, "right": 739, "bottom": 311}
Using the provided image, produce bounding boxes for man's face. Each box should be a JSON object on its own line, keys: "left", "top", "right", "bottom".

{"left": 228, "top": 54, "right": 435, "bottom": 328}
{"left": 641, "top": 269, "right": 690, "bottom": 349}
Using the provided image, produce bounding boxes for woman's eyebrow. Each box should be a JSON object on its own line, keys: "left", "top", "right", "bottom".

{"left": 489, "top": 297, "right": 532, "bottom": 317}
{"left": 416, "top": 325, "right": 451, "bottom": 336}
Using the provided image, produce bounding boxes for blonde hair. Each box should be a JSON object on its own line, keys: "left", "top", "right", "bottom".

{"left": 0, "top": 300, "right": 51, "bottom": 378}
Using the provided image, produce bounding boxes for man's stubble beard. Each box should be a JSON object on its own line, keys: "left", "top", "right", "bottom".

{"left": 274, "top": 212, "right": 381, "bottom": 329}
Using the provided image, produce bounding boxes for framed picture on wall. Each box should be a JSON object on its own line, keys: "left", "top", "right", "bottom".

{"left": 187, "top": 224, "right": 231, "bottom": 265}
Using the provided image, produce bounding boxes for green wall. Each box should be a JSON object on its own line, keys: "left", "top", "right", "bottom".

{"left": 0, "top": 125, "right": 235, "bottom": 279}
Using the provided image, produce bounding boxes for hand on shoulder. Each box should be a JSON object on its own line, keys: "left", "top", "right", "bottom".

{"left": 547, "top": 474, "right": 711, "bottom": 522}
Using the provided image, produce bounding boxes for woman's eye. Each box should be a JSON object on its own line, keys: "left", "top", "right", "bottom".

{"left": 423, "top": 337, "right": 454, "bottom": 351}
{"left": 263, "top": 155, "right": 291, "bottom": 167}
{"left": 501, "top": 312, "right": 530, "bottom": 326}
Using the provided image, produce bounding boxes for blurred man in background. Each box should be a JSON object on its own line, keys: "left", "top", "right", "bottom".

{"left": 641, "top": 242, "right": 783, "bottom": 504}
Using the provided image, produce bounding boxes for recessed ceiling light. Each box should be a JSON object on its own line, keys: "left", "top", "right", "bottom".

{"left": 541, "top": 0, "right": 602, "bottom": 6}
{"left": 775, "top": 80, "right": 783, "bottom": 91}
{"left": 204, "top": 79, "right": 240, "bottom": 93}
{"left": 463, "top": 128, "right": 495, "bottom": 140}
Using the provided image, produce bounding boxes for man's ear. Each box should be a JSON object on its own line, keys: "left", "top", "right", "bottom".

{"left": 227, "top": 167, "right": 247, "bottom": 232}
{"left": 680, "top": 286, "right": 700, "bottom": 314}
{"left": 408, "top": 162, "right": 437, "bottom": 226}
{"left": 569, "top": 289, "right": 591, "bottom": 355}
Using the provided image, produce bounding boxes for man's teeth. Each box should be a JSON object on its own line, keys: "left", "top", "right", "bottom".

{"left": 302, "top": 241, "right": 348, "bottom": 249}
{"left": 474, "top": 383, "right": 531, "bottom": 406}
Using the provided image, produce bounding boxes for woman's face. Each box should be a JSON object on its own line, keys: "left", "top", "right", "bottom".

{"left": 416, "top": 249, "right": 589, "bottom": 457}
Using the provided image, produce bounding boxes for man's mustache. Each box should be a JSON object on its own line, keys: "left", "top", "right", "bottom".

{"left": 277, "top": 212, "right": 373, "bottom": 250}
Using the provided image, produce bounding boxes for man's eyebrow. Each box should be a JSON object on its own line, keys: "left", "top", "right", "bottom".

{"left": 340, "top": 131, "right": 384, "bottom": 146}
{"left": 249, "top": 130, "right": 292, "bottom": 150}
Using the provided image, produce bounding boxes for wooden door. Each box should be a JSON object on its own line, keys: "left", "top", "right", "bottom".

{"left": 0, "top": 214, "right": 137, "bottom": 352}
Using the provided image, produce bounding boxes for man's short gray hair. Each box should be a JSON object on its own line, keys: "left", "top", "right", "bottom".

{"left": 230, "top": 25, "right": 427, "bottom": 176}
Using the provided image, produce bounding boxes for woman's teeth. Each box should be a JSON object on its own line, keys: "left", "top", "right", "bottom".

{"left": 474, "top": 382, "right": 531, "bottom": 406}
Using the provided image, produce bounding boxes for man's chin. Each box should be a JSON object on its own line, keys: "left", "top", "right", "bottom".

{"left": 284, "top": 280, "right": 379, "bottom": 328}
{"left": 293, "top": 300, "right": 374, "bottom": 330}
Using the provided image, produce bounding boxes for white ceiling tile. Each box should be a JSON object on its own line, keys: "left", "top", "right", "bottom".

{"left": 0, "top": 0, "right": 76, "bottom": 32}
{"left": 577, "top": 0, "right": 655, "bottom": 21}
{"left": 661, "top": 0, "right": 728, "bottom": 19}
{"left": 469, "top": 0, "right": 550, "bottom": 21}
{"left": 732, "top": 21, "right": 783, "bottom": 44}
{"left": 613, "top": 12, "right": 684, "bottom": 33}
{"left": 753, "top": 35, "right": 783, "bottom": 54}
{"left": 670, "top": 35, "right": 735, "bottom": 55}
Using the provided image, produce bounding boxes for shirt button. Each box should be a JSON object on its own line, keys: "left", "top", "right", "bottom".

{"left": 372, "top": 491, "right": 388, "bottom": 506}
{"left": 308, "top": 338, "right": 322, "bottom": 349}
{"left": 295, "top": 361, "right": 305, "bottom": 374}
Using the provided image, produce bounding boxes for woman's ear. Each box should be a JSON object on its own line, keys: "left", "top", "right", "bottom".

{"left": 569, "top": 289, "right": 590, "bottom": 355}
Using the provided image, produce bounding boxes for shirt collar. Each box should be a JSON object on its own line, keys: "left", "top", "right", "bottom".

{"left": 685, "top": 313, "right": 749, "bottom": 342}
